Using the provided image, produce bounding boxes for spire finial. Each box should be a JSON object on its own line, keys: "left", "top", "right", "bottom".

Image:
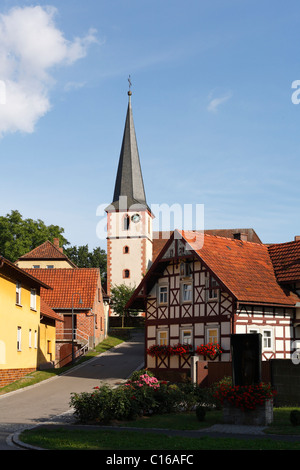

{"left": 128, "top": 75, "right": 132, "bottom": 96}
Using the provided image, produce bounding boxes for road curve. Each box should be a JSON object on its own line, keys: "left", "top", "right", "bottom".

{"left": 0, "top": 330, "right": 144, "bottom": 450}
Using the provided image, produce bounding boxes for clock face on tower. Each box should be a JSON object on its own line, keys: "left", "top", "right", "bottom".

{"left": 131, "top": 213, "right": 140, "bottom": 223}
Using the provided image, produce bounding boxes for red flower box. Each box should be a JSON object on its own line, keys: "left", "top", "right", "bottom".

{"left": 196, "top": 342, "right": 223, "bottom": 359}
{"left": 147, "top": 343, "right": 193, "bottom": 357}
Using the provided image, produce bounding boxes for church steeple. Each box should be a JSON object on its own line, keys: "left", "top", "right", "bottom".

{"left": 105, "top": 84, "right": 153, "bottom": 295}
{"left": 110, "top": 89, "right": 149, "bottom": 212}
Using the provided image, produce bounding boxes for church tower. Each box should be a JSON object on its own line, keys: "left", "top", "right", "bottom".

{"left": 106, "top": 88, "right": 153, "bottom": 294}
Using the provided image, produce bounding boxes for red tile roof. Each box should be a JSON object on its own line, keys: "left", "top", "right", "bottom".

{"left": 128, "top": 231, "right": 299, "bottom": 309}
{"left": 181, "top": 230, "right": 298, "bottom": 306}
{"left": 24, "top": 268, "right": 101, "bottom": 310}
{"left": 40, "top": 298, "right": 63, "bottom": 321}
{"left": 268, "top": 240, "right": 300, "bottom": 283}
{"left": 152, "top": 228, "right": 262, "bottom": 261}
{"left": 18, "top": 240, "right": 77, "bottom": 267}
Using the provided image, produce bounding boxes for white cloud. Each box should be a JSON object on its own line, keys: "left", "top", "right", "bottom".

{"left": 0, "top": 5, "right": 97, "bottom": 136}
{"left": 207, "top": 92, "right": 232, "bottom": 113}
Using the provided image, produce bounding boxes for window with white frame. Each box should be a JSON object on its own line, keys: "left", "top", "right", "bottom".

{"left": 34, "top": 330, "right": 38, "bottom": 349}
{"left": 181, "top": 282, "right": 192, "bottom": 303}
{"left": 247, "top": 327, "right": 273, "bottom": 351}
{"left": 158, "top": 285, "right": 168, "bottom": 305}
{"left": 17, "top": 327, "right": 22, "bottom": 351}
{"left": 158, "top": 330, "right": 168, "bottom": 345}
{"left": 262, "top": 329, "right": 273, "bottom": 350}
{"left": 30, "top": 289, "right": 36, "bottom": 310}
{"left": 206, "top": 326, "right": 219, "bottom": 344}
{"left": 29, "top": 329, "right": 32, "bottom": 348}
{"left": 181, "top": 328, "right": 192, "bottom": 345}
{"left": 16, "top": 282, "right": 21, "bottom": 305}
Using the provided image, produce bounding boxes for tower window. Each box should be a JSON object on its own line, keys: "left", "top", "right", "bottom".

{"left": 123, "top": 269, "right": 130, "bottom": 279}
{"left": 124, "top": 215, "right": 130, "bottom": 230}
{"left": 123, "top": 246, "right": 129, "bottom": 254}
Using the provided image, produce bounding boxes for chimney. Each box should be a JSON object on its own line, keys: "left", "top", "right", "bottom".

{"left": 295, "top": 236, "right": 300, "bottom": 242}
{"left": 233, "top": 232, "right": 248, "bottom": 241}
{"left": 53, "top": 238, "right": 63, "bottom": 252}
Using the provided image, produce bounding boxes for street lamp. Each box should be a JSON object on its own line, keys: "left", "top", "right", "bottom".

{"left": 72, "top": 292, "right": 83, "bottom": 364}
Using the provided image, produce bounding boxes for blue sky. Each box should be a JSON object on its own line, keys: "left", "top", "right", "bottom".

{"left": 0, "top": 0, "right": 300, "bottom": 250}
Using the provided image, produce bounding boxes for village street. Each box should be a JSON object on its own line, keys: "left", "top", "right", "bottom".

{"left": 0, "top": 331, "right": 144, "bottom": 450}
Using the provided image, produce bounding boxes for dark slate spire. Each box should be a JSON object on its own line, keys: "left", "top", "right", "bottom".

{"left": 109, "top": 90, "right": 150, "bottom": 212}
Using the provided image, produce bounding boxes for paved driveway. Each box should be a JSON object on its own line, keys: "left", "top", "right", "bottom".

{"left": 0, "top": 331, "right": 144, "bottom": 450}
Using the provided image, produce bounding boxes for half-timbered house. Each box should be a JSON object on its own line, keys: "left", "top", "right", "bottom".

{"left": 126, "top": 230, "right": 300, "bottom": 380}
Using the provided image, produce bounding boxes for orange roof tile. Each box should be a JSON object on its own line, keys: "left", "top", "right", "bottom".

{"left": 24, "top": 268, "right": 100, "bottom": 310}
{"left": 128, "top": 231, "right": 299, "bottom": 309}
{"left": 152, "top": 228, "right": 262, "bottom": 262}
{"left": 40, "top": 298, "right": 63, "bottom": 321}
{"left": 268, "top": 240, "right": 300, "bottom": 283}
{"left": 180, "top": 230, "right": 298, "bottom": 306}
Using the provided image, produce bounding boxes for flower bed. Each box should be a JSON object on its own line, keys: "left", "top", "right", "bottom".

{"left": 213, "top": 381, "right": 277, "bottom": 425}
{"left": 213, "top": 382, "right": 277, "bottom": 411}
{"left": 147, "top": 343, "right": 193, "bottom": 357}
{"left": 70, "top": 369, "right": 217, "bottom": 424}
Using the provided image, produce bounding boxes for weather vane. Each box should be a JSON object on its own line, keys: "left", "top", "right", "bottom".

{"left": 128, "top": 75, "right": 132, "bottom": 95}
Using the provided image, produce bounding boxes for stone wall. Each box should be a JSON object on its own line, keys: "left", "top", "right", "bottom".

{"left": 223, "top": 399, "right": 274, "bottom": 425}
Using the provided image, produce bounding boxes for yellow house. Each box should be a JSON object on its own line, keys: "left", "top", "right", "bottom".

{"left": 0, "top": 256, "right": 55, "bottom": 387}
{"left": 39, "top": 298, "right": 63, "bottom": 369}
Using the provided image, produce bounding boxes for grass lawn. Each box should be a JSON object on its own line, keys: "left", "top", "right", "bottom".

{"left": 20, "top": 407, "right": 300, "bottom": 451}
{"left": 0, "top": 334, "right": 125, "bottom": 395}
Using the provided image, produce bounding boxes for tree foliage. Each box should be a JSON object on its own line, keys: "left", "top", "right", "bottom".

{"left": 110, "top": 284, "right": 140, "bottom": 327}
{"left": 64, "top": 245, "right": 107, "bottom": 280}
{"left": 0, "top": 210, "right": 69, "bottom": 262}
{"left": 0, "top": 211, "right": 107, "bottom": 280}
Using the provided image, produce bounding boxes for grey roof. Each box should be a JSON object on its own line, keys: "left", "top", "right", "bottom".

{"left": 108, "top": 93, "right": 150, "bottom": 212}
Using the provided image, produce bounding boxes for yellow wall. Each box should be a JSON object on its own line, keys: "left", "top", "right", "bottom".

{"left": 16, "top": 259, "right": 73, "bottom": 269}
{"left": 38, "top": 322, "right": 56, "bottom": 367}
{"left": 0, "top": 273, "right": 40, "bottom": 370}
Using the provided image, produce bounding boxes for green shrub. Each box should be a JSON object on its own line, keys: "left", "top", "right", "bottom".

{"left": 70, "top": 374, "right": 219, "bottom": 424}
{"left": 70, "top": 385, "right": 113, "bottom": 424}
{"left": 290, "top": 410, "right": 300, "bottom": 426}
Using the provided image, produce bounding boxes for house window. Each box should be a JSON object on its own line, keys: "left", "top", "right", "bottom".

{"left": 123, "top": 269, "right": 130, "bottom": 279}
{"left": 263, "top": 329, "right": 273, "bottom": 350}
{"left": 34, "top": 330, "right": 38, "bottom": 349}
{"left": 124, "top": 215, "right": 130, "bottom": 231}
{"left": 158, "top": 285, "right": 168, "bottom": 305}
{"left": 181, "top": 282, "right": 192, "bottom": 303}
{"left": 180, "top": 261, "right": 192, "bottom": 277}
{"left": 181, "top": 328, "right": 192, "bottom": 345}
{"left": 17, "top": 327, "right": 22, "bottom": 351}
{"left": 247, "top": 327, "right": 273, "bottom": 351}
{"left": 47, "top": 265, "right": 54, "bottom": 269}
{"left": 33, "top": 265, "right": 40, "bottom": 269}
{"left": 123, "top": 246, "right": 129, "bottom": 254}
{"left": 16, "top": 282, "right": 21, "bottom": 305}
{"left": 207, "top": 276, "right": 219, "bottom": 301}
{"left": 158, "top": 330, "right": 168, "bottom": 346}
{"left": 30, "top": 289, "right": 36, "bottom": 310}
{"left": 29, "top": 329, "right": 32, "bottom": 348}
{"left": 206, "top": 327, "right": 219, "bottom": 344}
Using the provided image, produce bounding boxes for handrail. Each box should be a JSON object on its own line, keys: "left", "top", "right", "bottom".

{"left": 56, "top": 328, "right": 89, "bottom": 344}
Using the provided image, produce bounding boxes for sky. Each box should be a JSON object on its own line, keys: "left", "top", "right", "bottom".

{"left": 0, "top": 0, "right": 300, "bottom": 251}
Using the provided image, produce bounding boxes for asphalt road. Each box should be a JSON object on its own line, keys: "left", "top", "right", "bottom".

{"left": 0, "top": 330, "right": 144, "bottom": 450}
